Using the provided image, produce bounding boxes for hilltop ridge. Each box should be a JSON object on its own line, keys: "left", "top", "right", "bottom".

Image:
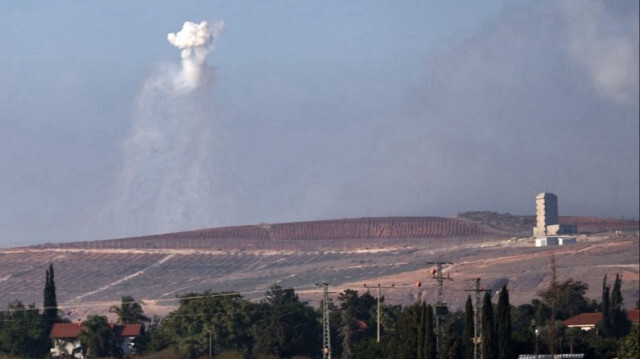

{"left": 0, "top": 215, "right": 637, "bottom": 321}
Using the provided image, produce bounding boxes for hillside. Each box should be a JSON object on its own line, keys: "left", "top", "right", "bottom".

{"left": 0, "top": 215, "right": 637, "bottom": 321}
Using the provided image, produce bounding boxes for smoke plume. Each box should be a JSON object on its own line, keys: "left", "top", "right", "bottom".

{"left": 167, "top": 20, "right": 225, "bottom": 91}
{"left": 108, "top": 20, "right": 226, "bottom": 238}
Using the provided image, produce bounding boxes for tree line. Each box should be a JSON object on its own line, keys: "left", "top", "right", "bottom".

{"left": 0, "top": 263, "right": 639, "bottom": 358}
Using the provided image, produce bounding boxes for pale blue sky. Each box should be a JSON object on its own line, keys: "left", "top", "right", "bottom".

{"left": 1, "top": 1, "right": 638, "bottom": 246}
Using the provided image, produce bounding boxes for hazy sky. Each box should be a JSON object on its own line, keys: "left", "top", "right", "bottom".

{"left": 1, "top": 0, "right": 638, "bottom": 246}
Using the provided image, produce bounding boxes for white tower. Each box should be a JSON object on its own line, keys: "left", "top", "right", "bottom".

{"left": 534, "top": 192, "right": 558, "bottom": 236}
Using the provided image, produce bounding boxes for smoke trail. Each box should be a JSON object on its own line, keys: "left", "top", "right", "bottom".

{"left": 108, "top": 20, "right": 226, "bottom": 238}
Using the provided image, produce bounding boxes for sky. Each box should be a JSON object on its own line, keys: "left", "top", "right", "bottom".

{"left": 0, "top": 0, "right": 638, "bottom": 247}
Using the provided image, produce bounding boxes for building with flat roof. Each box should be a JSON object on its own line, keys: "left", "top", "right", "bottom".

{"left": 533, "top": 192, "right": 577, "bottom": 238}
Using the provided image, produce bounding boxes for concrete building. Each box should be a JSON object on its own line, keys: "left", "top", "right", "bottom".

{"left": 533, "top": 192, "right": 577, "bottom": 237}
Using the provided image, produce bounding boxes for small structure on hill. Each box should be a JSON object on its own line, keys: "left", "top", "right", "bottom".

{"left": 533, "top": 192, "right": 577, "bottom": 246}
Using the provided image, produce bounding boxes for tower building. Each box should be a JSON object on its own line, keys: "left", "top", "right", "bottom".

{"left": 533, "top": 192, "right": 577, "bottom": 237}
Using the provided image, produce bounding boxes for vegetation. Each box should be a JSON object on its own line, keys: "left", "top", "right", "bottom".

{"left": 457, "top": 211, "right": 534, "bottom": 233}
{"left": 43, "top": 263, "right": 58, "bottom": 335}
{"left": 78, "top": 315, "right": 119, "bottom": 358}
{"left": 109, "top": 296, "right": 149, "bottom": 325}
{"left": 0, "top": 263, "right": 638, "bottom": 358}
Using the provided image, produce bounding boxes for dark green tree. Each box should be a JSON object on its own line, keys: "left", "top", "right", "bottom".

{"left": 481, "top": 292, "right": 496, "bottom": 359}
{"left": 417, "top": 302, "right": 426, "bottom": 359}
{"left": 496, "top": 285, "right": 512, "bottom": 359}
{"left": 252, "top": 285, "right": 321, "bottom": 358}
{"left": 537, "top": 278, "right": 594, "bottom": 320}
{"left": 156, "top": 291, "right": 255, "bottom": 358}
{"left": 463, "top": 296, "right": 474, "bottom": 359}
{"left": 78, "top": 315, "right": 118, "bottom": 358}
{"left": 609, "top": 273, "right": 631, "bottom": 338}
{"left": 510, "top": 303, "right": 536, "bottom": 355}
{"left": 442, "top": 317, "right": 462, "bottom": 359}
{"left": 600, "top": 275, "right": 613, "bottom": 337}
{"left": 336, "top": 289, "right": 377, "bottom": 358}
{"left": 109, "top": 295, "right": 149, "bottom": 324}
{"left": 0, "top": 300, "right": 48, "bottom": 358}
{"left": 43, "top": 263, "right": 58, "bottom": 334}
{"left": 386, "top": 302, "right": 420, "bottom": 359}
{"left": 619, "top": 324, "right": 640, "bottom": 359}
{"left": 424, "top": 304, "right": 436, "bottom": 359}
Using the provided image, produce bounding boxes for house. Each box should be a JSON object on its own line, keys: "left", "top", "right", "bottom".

{"left": 50, "top": 323, "right": 84, "bottom": 358}
{"left": 561, "top": 309, "right": 640, "bottom": 331}
{"left": 50, "top": 322, "right": 143, "bottom": 358}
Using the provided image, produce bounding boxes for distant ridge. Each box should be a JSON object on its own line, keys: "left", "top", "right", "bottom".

{"left": 100, "top": 216, "right": 494, "bottom": 242}
{"left": 4, "top": 215, "right": 637, "bottom": 318}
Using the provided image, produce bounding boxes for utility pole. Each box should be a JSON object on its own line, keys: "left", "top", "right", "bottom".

{"left": 427, "top": 261, "right": 453, "bottom": 356}
{"left": 318, "top": 282, "right": 331, "bottom": 359}
{"left": 464, "top": 278, "right": 490, "bottom": 359}
{"left": 364, "top": 283, "right": 415, "bottom": 343}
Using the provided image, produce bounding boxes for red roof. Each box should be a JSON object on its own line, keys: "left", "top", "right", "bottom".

{"left": 562, "top": 310, "right": 640, "bottom": 327}
{"left": 50, "top": 322, "right": 142, "bottom": 338}
{"left": 114, "top": 323, "right": 142, "bottom": 337}
{"left": 50, "top": 323, "right": 81, "bottom": 338}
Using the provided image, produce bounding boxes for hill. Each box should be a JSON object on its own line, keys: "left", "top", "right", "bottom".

{"left": 0, "top": 215, "right": 637, "bottom": 321}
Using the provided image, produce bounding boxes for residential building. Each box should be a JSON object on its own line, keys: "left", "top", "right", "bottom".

{"left": 50, "top": 321, "right": 142, "bottom": 358}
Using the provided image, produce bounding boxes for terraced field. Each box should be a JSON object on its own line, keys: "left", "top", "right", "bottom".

{"left": 0, "top": 216, "right": 637, "bottom": 321}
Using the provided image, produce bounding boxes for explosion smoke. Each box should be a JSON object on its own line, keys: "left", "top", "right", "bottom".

{"left": 167, "top": 20, "right": 225, "bottom": 90}
{"left": 109, "top": 20, "right": 226, "bottom": 238}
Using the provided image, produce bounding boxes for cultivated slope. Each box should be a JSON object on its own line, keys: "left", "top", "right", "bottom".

{"left": 0, "top": 216, "right": 637, "bottom": 320}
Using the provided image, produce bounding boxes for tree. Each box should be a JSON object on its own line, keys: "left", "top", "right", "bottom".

{"left": 600, "top": 275, "right": 612, "bottom": 337}
{"left": 496, "top": 285, "right": 512, "bottom": 359}
{"left": 423, "top": 304, "right": 436, "bottom": 359}
{"left": 481, "top": 292, "right": 496, "bottom": 359}
{"left": 463, "top": 296, "right": 474, "bottom": 359}
{"left": 43, "top": 263, "right": 58, "bottom": 334}
{"left": 619, "top": 324, "right": 640, "bottom": 359}
{"left": 417, "top": 302, "right": 425, "bottom": 359}
{"left": 157, "top": 291, "right": 255, "bottom": 358}
{"left": 252, "top": 285, "right": 321, "bottom": 358}
{"left": 442, "top": 317, "right": 462, "bottom": 359}
{"left": 336, "top": 289, "right": 377, "bottom": 357}
{"left": 0, "top": 300, "right": 49, "bottom": 358}
{"left": 609, "top": 274, "right": 631, "bottom": 338}
{"left": 109, "top": 295, "right": 149, "bottom": 325}
{"left": 386, "top": 302, "right": 420, "bottom": 359}
{"left": 78, "top": 315, "right": 118, "bottom": 358}
{"left": 599, "top": 274, "right": 631, "bottom": 339}
{"left": 537, "top": 279, "right": 593, "bottom": 320}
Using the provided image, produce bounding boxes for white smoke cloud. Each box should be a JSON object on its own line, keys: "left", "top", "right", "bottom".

{"left": 562, "top": 0, "right": 639, "bottom": 104}
{"left": 107, "top": 20, "right": 228, "bottom": 238}
{"left": 167, "top": 20, "right": 225, "bottom": 91}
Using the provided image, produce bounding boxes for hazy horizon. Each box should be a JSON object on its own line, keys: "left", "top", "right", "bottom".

{"left": 1, "top": 0, "right": 638, "bottom": 247}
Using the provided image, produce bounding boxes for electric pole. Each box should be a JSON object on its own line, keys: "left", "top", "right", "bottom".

{"left": 318, "top": 282, "right": 331, "bottom": 359}
{"left": 364, "top": 283, "right": 417, "bottom": 343}
{"left": 464, "top": 278, "right": 490, "bottom": 359}
{"left": 427, "top": 261, "right": 453, "bottom": 356}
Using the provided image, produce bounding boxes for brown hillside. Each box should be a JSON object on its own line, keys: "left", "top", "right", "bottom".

{"left": 1, "top": 215, "right": 637, "bottom": 321}
{"left": 269, "top": 217, "right": 491, "bottom": 240}
{"left": 33, "top": 216, "right": 492, "bottom": 248}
